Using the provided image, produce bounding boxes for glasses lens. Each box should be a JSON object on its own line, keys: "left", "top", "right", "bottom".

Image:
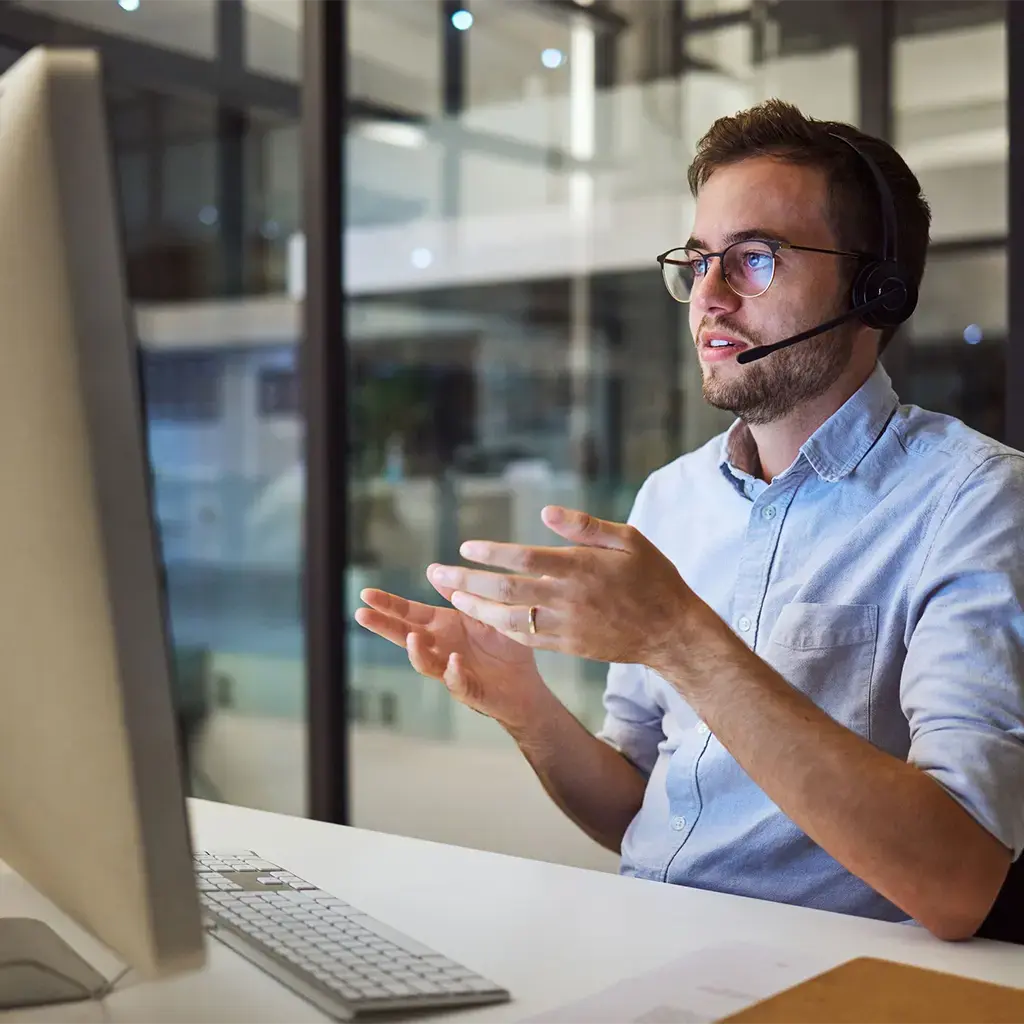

{"left": 660, "top": 248, "right": 701, "bottom": 303}
{"left": 723, "top": 240, "right": 775, "bottom": 297}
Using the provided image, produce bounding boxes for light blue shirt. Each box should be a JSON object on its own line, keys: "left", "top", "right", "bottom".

{"left": 598, "top": 362, "right": 1024, "bottom": 922}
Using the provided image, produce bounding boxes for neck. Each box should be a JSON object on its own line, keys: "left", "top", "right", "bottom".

{"left": 745, "top": 360, "right": 877, "bottom": 482}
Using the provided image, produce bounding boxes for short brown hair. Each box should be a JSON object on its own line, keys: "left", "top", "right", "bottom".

{"left": 687, "top": 99, "right": 931, "bottom": 352}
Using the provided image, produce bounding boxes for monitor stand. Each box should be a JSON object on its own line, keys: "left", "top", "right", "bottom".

{"left": 0, "top": 918, "right": 110, "bottom": 1009}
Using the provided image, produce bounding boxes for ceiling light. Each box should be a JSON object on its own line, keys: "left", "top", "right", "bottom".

{"left": 451, "top": 9, "right": 473, "bottom": 30}
{"left": 541, "top": 48, "right": 565, "bottom": 69}
{"left": 411, "top": 248, "right": 433, "bottom": 269}
{"left": 118, "top": 0, "right": 140, "bottom": 10}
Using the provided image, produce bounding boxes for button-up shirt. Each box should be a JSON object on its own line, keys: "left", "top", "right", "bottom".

{"left": 598, "top": 362, "right": 1024, "bottom": 922}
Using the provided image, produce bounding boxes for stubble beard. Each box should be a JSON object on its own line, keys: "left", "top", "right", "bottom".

{"left": 700, "top": 321, "right": 855, "bottom": 426}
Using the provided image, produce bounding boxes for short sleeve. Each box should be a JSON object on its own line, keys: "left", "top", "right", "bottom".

{"left": 594, "top": 478, "right": 665, "bottom": 776}
{"left": 902, "top": 454, "right": 1024, "bottom": 859}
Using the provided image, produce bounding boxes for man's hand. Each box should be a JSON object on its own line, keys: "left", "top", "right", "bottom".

{"left": 354, "top": 573, "right": 549, "bottom": 733}
{"left": 356, "top": 562, "right": 650, "bottom": 854}
{"left": 428, "top": 505, "right": 695, "bottom": 669}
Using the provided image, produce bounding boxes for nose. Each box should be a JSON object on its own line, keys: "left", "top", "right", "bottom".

{"left": 690, "top": 255, "right": 742, "bottom": 321}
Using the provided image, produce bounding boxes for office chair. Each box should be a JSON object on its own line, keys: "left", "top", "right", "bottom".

{"left": 976, "top": 853, "right": 1024, "bottom": 945}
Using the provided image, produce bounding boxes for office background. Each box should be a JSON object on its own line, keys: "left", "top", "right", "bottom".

{"left": 1, "top": 0, "right": 1017, "bottom": 874}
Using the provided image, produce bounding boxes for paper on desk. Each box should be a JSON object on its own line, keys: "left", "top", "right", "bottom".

{"left": 526, "top": 941, "right": 838, "bottom": 1024}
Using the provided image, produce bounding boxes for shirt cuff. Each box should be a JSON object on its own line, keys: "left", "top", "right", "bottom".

{"left": 910, "top": 726, "right": 1024, "bottom": 860}
{"left": 596, "top": 715, "right": 662, "bottom": 777}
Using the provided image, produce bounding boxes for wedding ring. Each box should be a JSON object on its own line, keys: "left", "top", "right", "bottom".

{"left": 528, "top": 606, "right": 538, "bottom": 635}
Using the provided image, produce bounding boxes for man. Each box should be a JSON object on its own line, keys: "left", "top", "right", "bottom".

{"left": 355, "top": 100, "right": 1024, "bottom": 941}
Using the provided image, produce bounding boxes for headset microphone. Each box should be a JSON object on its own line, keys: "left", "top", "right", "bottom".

{"left": 736, "top": 286, "right": 904, "bottom": 364}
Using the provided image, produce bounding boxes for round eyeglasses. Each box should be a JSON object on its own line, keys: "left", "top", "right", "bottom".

{"left": 656, "top": 238, "right": 871, "bottom": 304}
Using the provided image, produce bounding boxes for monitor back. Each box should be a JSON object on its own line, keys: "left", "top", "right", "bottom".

{"left": 0, "top": 47, "right": 205, "bottom": 978}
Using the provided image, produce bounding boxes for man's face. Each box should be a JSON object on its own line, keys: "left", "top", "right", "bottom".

{"left": 687, "top": 156, "right": 861, "bottom": 425}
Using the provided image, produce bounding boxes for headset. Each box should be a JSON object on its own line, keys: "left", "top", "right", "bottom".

{"left": 737, "top": 131, "right": 918, "bottom": 364}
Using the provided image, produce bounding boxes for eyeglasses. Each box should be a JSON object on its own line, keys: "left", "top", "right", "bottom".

{"left": 656, "top": 238, "right": 872, "bottom": 304}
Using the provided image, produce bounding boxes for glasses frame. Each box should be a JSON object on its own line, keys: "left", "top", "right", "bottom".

{"left": 656, "top": 238, "right": 875, "bottom": 303}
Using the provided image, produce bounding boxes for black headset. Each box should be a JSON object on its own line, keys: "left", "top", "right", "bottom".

{"left": 829, "top": 131, "right": 917, "bottom": 331}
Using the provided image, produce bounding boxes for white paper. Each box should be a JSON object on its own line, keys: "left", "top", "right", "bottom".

{"left": 526, "top": 942, "right": 839, "bottom": 1024}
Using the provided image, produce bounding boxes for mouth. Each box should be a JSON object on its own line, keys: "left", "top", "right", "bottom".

{"left": 698, "top": 334, "right": 750, "bottom": 362}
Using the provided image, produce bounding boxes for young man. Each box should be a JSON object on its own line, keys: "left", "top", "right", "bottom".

{"left": 355, "top": 101, "right": 1024, "bottom": 941}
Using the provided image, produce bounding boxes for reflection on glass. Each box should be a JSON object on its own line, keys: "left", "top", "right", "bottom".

{"left": 892, "top": 5, "right": 1007, "bottom": 441}
{"left": 894, "top": 16, "right": 1007, "bottom": 240}
{"left": 900, "top": 246, "right": 1006, "bottom": 441}
{"left": 348, "top": 0, "right": 442, "bottom": 119}
{"left": 245, "top": 0, "right": 300, "bottom": 80}
{"left": 465, "top": 1, "right": 574, "bottom": 119}
{"left": 103, "top": 86, "right": 307, "bottom": 810}
{"left": 14, "top": 0, "right": 216, "bottom": 58}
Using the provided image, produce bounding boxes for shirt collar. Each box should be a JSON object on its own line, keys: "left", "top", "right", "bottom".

{"left": 800, "top": 362, "right": 898, "bottom": 482}
{"left": 718, "top": 362, "right": 899, "bottom": 487}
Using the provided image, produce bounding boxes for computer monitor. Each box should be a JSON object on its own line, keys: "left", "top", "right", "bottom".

{"left": 0, "top": 46, "right": 205, "bottom": 1007}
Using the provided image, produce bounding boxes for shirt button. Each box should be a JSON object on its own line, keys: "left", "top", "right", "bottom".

{"left": 696, "top": 722, "right": 710, "bottom": 736}
{"left": 671, "top": 816, "right": 687, "bottom": 832}
{"left": 762, "top": 505, "right": 777, "bottom": 520}
{"left": 737, "top": 615, "right": 752, "bottom": 633}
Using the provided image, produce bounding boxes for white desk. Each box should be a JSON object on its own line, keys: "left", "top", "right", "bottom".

{"left": 4, "top": 798, "right": 1023, "bottom": 1023}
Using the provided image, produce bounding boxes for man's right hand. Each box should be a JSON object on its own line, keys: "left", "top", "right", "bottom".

{"left": 354, "top": 565, "right": 550, "bottom": 733}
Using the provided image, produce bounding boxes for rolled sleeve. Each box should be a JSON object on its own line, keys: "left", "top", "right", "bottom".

{"left": 594, "top": 477, "right": 665, "bottom": 777}
{"left": 596, "top": 661, "right": 663, "bottom": 776}
{"left": 902, "top": 454, "right": 1024, "bottom": 859}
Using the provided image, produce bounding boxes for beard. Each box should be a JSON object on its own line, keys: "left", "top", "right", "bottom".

{"left": 699, "top": 313, "right": 855, "bottom": 426}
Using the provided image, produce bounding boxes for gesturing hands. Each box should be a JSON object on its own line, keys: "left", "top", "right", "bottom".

{"left": 428, "top": 505, "right": 694, "bottom": 671}
{"left": 355, "top": 504, "right": 696, "bottom": 730}
{"left": 354, "top": 566, "right": 549, "bottom": 733}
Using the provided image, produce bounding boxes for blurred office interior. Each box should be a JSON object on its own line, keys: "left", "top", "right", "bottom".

{"left": 0, "top": 0, "right": 1017, "bottom": 873}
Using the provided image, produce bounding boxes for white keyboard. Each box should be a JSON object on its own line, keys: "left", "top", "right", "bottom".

{"left": 195, "top": 850, "right": 510, "bottom": 1020}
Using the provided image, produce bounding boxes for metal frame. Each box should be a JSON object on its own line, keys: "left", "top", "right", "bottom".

{"left": 441, "top": 0, "right": 466, "bottom": 218}
{"left": 855, "top": 0, "right": 894, "bottom": 142}
{"left": 216, "top": 0, "right": 247, "bottom": 296}
{"left": 302, "top": 0, "right": 349, "bottom": 825}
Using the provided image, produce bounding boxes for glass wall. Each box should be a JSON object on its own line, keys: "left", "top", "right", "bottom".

{"left": 0, "top": 0, "right": 308, "bottom": 814}
{"left": 892, "top": 0, "right": 1007, "bottom": 437}
{"left": 343, "top": 0, "right": 876, "bottom": 868}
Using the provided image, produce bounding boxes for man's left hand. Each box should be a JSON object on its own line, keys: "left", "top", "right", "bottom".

{"left": 427, "top": 505, "right": 695, "bottom": 668}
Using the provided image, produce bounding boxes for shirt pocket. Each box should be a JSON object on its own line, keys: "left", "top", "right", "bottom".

{"left": 764, "top": 602, "right": 878, "bottom": 739}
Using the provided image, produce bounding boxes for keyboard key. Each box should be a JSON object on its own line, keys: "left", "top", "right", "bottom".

{"left": 407, "top": 979, "right": 444, "bottom": 995}
{"left": 348, "top": 916, "right": 437, "bottom": 956}
{"left": 199, "top": 852, "right": 509, "bottom": 1015}
{"left": 334, "top": 984, "right": 362, "bottom": 1001}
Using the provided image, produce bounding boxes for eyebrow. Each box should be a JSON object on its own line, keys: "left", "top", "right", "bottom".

{"left": 685, "top": 228, "right": 795, "bottom": 250}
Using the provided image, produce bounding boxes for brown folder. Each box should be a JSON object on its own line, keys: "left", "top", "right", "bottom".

{"left": 720, "top": 956, "right": 1024, "bottom": 1023}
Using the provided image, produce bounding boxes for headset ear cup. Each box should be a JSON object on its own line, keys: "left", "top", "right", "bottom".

{"left": 853, "top": 260, "right": 917, "bottom": 330}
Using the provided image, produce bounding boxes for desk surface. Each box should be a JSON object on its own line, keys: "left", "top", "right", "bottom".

{"left": 4, "top": 798, "right": 1023, "bottom": 1023}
